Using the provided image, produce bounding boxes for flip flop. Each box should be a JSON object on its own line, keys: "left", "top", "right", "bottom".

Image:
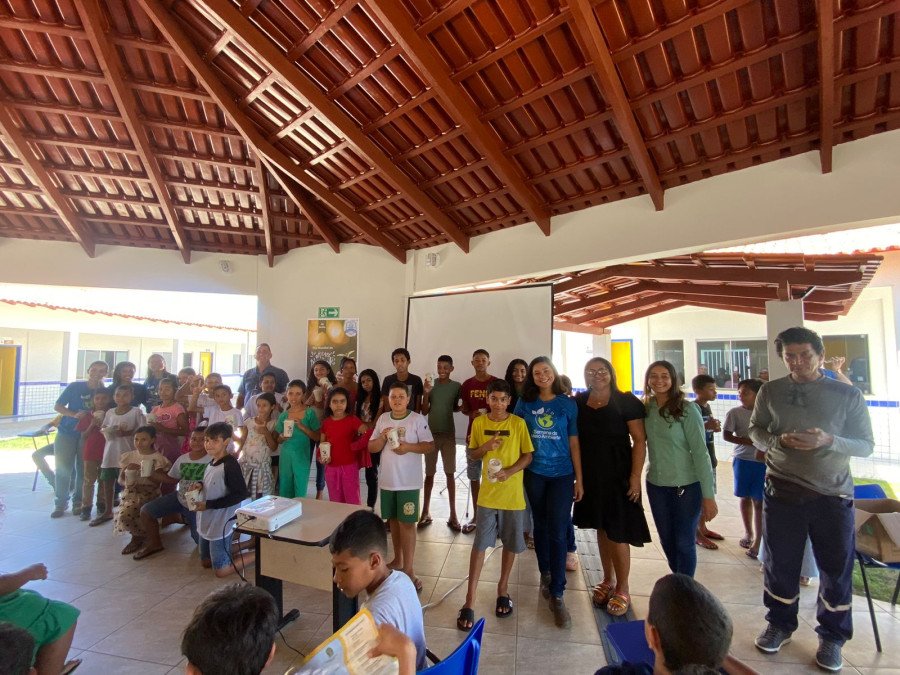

{"left": 495, "top": 595, "right": 513, "bottom": 618}
{"left": 411, "top": 576, "right": 423, "bottom": 593}
{"left": 592, "top": 581, "right": 614, "bottom": 608}
{"left": 746, "top": 549, "right": 759, "bottom": 560}
{"left": 456, "top": 606, "right": 475, "bottom": 631}
{"left": 133, "top": 546, "right": 164, "bottom": 561}
{"left": 606, "top": 591, "right": 631, "bottom": 617}
{"left": 62, "top": 659, "right": 81, "bottom": 675}
{"left": 89, "top": 514, "right": 113, "bottom": 527}
{"left": 525, "top": 534, "right": 535, "bottom": 549}
{"left": 739, "top": 536, "right": 752, "bottom": 549}
{"left": 696, "top": 536, "right": 718, "bottom": 550}
{"left": 461, "top": 521, "right": 476, "bottom": 534}
{"left": 121, "top": 540, "right": 143, "bottom": 555}
{"left": 705, "top": 530, "right": 724, "bottom": 541}
{"left": 446, "top": 519, "right": 462, "bottom": 532}
{"left": 417, "top": 515, "right": 433, "bottom": 529}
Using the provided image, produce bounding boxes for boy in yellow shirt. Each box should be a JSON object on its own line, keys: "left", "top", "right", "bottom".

{"left": 456, "top": 379, "right": 533, "bottom": 631}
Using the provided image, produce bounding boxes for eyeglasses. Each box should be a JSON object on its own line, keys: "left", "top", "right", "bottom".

{"left": 586, "top": 369, "right": 610, "bottom": 377}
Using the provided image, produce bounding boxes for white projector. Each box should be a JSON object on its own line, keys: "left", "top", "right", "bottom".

{"left": 236, "top": 496, "right": 302, "bottom": 532}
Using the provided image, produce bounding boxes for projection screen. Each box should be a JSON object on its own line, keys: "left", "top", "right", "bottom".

{"left": 405, "top": 284, "right": 554, "bottom": 439}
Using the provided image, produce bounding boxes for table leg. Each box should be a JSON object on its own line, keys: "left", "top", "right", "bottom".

{"left": 255, "top": 536, "right": 300, "bottom": 630}
{"left": 333, "top": 582, "right": 358, "bottom": 632}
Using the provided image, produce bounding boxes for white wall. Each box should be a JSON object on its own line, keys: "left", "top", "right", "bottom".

{"left": 410, "top": 131, "right": 900, "bottom": 293}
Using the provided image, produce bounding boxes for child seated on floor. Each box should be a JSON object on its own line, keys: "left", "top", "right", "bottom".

{"left": 595, "top": 574, "right": 757, "bottom": 675}
{"left": 115, "top": 426, "right": 172, "bottom": 556}
{"left": 457, "top": 379, "right": 533, "bottom": 631}
{"left": 181, "top": 584, "right": 278, "bottom": 675}
{"left": 330, "top": 510, "right": 427, "bottom": 671}
{"left": 0, "top": 564, "right": 80, "bottom": 675}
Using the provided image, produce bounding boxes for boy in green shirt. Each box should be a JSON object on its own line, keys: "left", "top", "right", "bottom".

{"left": 420, "top": 355, "right": 462, "bottom": 530}
{"left": 456, "top": 379, "right": 533, "bottom": 631}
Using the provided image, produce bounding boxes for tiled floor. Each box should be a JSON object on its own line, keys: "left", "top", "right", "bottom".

{"left": 1, "top": 451, "right": 898, "bottom": 674}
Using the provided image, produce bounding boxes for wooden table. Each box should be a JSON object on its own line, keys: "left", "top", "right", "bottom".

{"left": 236, "top": 498, "right": 367, "bottom": 632}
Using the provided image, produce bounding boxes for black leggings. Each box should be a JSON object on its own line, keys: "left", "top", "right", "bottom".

{"left": 365, "top": 451, "right": 382, "bottom": 509}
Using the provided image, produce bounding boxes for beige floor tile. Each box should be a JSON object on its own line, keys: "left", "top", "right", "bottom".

{"left": 515, "top": 635, "right": 605, "bottom": 674}
{"left": 71, "top": 650, "right": 172, "bottom": 674}
{"left": 70, "top": 587, "right": 168, "bottom": 649}
{"left": 726, "top": 603, "right": 825, "bottom": 665}
{"left": 440, "top": 543, "right": 519, "bottom": 583}
{"left": 423, "top": 577, "right": 519, "bottom": 636}
{"left": 22, "top": 578, "right": 95, "bottom": 603}
{"left": 429, "top": 626, "right": 517, "bottom": 672}
{"left": 694, "top": 560, "right": 765, "bottom": 605}
{"left": 50, "top": 555, "right": 141, "bottom": 588}
{"left": 517, "top": 550, "right": 587, "bottom": 591}
{"left": 623, "top": 557, "right": 674, "bottom": 597}
{"left": 412, "top": 540, "right": 452, "bottom": 578}
{"left": 838, "top": 611, "right": 900, "bottom": 669}
{"left": 515, "top": 587, "right": 601, "bottom": 645}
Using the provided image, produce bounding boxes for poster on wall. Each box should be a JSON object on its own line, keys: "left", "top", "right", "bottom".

{"left": 306, "top": 319, "right": 359, "bottom": 371}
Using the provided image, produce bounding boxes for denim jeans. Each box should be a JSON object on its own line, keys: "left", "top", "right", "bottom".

{"left": 53, "top": 431, "right": 83, "bottom": 511}
{"left": 310, "top": 444, "right": 326, "bottom": 492}
{"left": 524, "top": 470, "right": 574, "bottom": 598}
{"left": 567, "top": 515, "right": 576, "bottom": 553}
{"left": 143, "top": 491, "right": 199, "bottom": 544}
{"left": 646, "top": 480, "right": 702, "bottom": 577}
{"left": 763, "top": 484, "right": 855, "bottom": 644}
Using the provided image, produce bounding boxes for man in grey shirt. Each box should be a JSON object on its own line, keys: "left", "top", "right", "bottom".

{"left": 750, "top": 327, "right": 873, "bottom": 672}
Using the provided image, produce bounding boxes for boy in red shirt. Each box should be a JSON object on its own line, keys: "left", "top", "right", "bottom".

{"left": 460, "top": 349, "right": 498, "bottom": 534}
{"left": 76, "top": 389, "right": 111, "bottom": 522}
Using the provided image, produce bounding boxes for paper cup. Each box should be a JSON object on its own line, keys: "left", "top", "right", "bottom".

{"left": 101, "top": 426, "right": 117, "bottom": 440}
{"left": 124, "top": 469, "right": 139, "bottom": 485}
{"left": 318, "top": 377, "right": 331, "bottom": 389}
{"left": 387, "top": 428, "right": 400, "bottom": 450}
{"left": 145, "top": 412, "right": 157, "bottom": 423}
{"left": 487, "top": 458, "right": 502, "bottom": 483}
{"left": 319, "top": 441, "right": 332, "bottom": 463}
{"left": 477, "top": 408, "right": 488, "bottom": 416}
{"left": 424, "top": 373, "right": 433, "bottom": 386}
{"left": 185, "top": 488, "right": 202, "bottom": 511}
{"left": 313, "top": 388, "right": 323, "bottom": 402}
{"left": 93, "top": 410, "right": 105, "bottom": 423}
{"left": 140, "top": 458, "right": 155, "bottom": 478}
{"left": 283, "top": 419, "right": 295, "bottom": 438}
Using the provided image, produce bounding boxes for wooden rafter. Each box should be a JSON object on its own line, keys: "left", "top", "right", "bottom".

{"left": 816, "top": 0, "right": 835, "bottom": 173}
{"left": 201, "top": 0, "right": 470, "bottom": 253}
{"left": 250, "top": 152, "right": 274, "bottom": 267}
{"left": 0, "top": 102, "right": 94, "bottom": 257}
{"left": 553, "top": 264, "right": 863, "bottom": 295}
{"left": 263, "top": 160, "right": 341, "bottom": 255}
{"left": 555, "top": 283, "right": 652, "bottom": 314}
{"left": 367, "top": 1, "right": 554, "bottom": 236}
{"left": 76, "top": 0, "right": 191, "bottom": 264}
{"left": 137, "top": 0, "right": 406, "bottom": 264}
{"left": 569, "top": 0, "right": 664, "bottom": 211}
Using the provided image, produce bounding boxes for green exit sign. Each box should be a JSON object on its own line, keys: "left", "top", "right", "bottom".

{"left": 318, "top": 307, "right": 340, "bottom": 319}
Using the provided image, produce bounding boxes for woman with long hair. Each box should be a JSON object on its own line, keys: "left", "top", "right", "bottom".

{"left": 574, "top": 357, "right": 651, "bottom": 616}
{"left": 504, "top": 358, "right": 528, "bottom": 412}
{"left": 642, "top": 361, "right": 718, "bottom": 577}
{"left": 514, "top": 356, "right": 583, "bottom": 629}
{"left": 143, "top": 354, "right": 171, "bottom": 411}
{"left": 110, "top": 361, "right": 148, "bottom": 411}
{"left": 356, "top": 369, "right": 383, "bottom": 509}
{"left": 305, "top": 360, "right": 337, "bottom": 499}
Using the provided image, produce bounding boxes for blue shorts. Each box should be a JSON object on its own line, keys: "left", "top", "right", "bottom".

{"left": 733, "top": 458, "right": 765, "bottom": 501}
{"left": 200, "top": 536, "right": 233, "bottom": 571}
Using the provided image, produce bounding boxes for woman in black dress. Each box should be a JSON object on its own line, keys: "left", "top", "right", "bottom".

{"left": 574, "top": 357, "right": 651, "bottom": 617}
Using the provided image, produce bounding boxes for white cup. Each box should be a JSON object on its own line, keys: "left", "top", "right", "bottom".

{"left": 487, "top": 458, "right": 502, "bottom": 483}
{"left": 424, "top": 373, "right": 433, "bottom": 387}
{"left": 124, "top": 469, "right": 139, "bottom": 485}
{"left": 319, "top": 441, "right": 332, "bottom": 463}
{"left": 93, "top": 410, "right": 105, "bottom": 423}
{"left": 101, "top": 426, "right": 117, "bottom": 440}
{"left": 318, "top": 377, "right": 331, "bottom": 389}
{"left": 478, "top": 408, "right": 488, "bottom": 416}
{"left": 185, "top": 488, "right": 202, "bottom": 511}
{"left": 283, "top": 419, "right": 295, "bottom": 438}
{"left": 387, "top": 428, "right": 400, "bottom": 450}
{"left": 145, "top": 412, "right": 157, "bottom": 423}
{"left": 313, "top": 388, "right": 324, "bottom": 402}
{"left": 140, "top": 458, "right": 155, "bottom": 478}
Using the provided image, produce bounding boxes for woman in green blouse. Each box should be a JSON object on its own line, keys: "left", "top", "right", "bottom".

{"left": 642, "top": 361, "right": 718, "bottom": 577}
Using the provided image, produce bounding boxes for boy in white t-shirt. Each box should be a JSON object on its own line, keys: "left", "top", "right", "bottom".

{"left": 369, "top": 381, "right": 434, "bottom": 593}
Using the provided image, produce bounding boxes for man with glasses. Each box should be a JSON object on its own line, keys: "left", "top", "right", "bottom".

{"left": 750, "top": 327, "right": 873, "bottom": 672}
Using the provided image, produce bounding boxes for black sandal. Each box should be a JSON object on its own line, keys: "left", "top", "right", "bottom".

{"left": 456, "top": 606, "right": 475, "bottom": 631}
{"left": 495, "top": 595, "right": 513, "bottom": 618}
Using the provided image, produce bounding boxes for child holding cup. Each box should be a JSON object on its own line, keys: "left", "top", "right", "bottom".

{"left": 75, "top": 389, "right": 111, "bottom": 522}
{"left": 275, "top": 380, "right": 321, "bottom": 498}
{"left": 320, "top": 387, "right": 367, "bottom": 505}
{"left": 114, "top": 426, "right": 171, "bottom": 555}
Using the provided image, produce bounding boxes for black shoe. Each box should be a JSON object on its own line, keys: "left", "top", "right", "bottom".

{"left": 755, "top": 624, "right": 793, "bottom": 653}
{"left": 51, "top": 508, "right": 66, "bottom": 518}
{"left": 549, "top": 596, "right": 571, "bottom": 628}
{"left": 79, "top": 509, "right": 92, "bottom": 522}
{"left": 816, "top": 639, "right": 843, "bottom": 672}
{"left": 540, "top": 572, "right": 551, "bottom": 599}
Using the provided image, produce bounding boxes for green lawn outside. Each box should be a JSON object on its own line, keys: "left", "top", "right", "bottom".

{"left": 0, "top": 433, "right": 55, "bottom": 450}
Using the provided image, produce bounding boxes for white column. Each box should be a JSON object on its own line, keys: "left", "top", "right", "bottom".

{"left": 61, "top": 331, "right": 79, "bottom": 382}
{"left": 173, "top": 339, "right": 185, "bottom": 373}
{"left": 240, "top": 341, "right": 249, "bottom": 375}
{"left": 765, "top": 299, "right": 805, "bottom": 379}
{"left": 592, "top": 332, "right": 612, "bottom": 359}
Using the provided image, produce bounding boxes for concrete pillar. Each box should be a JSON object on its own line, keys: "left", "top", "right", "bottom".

{"left": 240, "top": 341, "right": 249, "bottom": 375}
{"left": 765, "top": 299, "right": 805, "bottom": 379}
{"left": 61, "top": 331, "right": 79, "bottom": 382}
{"left": 592, "top": 332, "right": 612, "bottom": 359}
{"left": 173, "top": 339, "right": 185, "bottom": 373}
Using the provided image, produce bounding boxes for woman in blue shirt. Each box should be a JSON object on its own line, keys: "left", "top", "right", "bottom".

{"left": 514, "top": 356, "right": 583, "bottom": 629}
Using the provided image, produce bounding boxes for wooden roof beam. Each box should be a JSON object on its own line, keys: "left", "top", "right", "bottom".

{"left": 137, "top": 0, "right": 405, "bottom": 263}
{"left": 575, "top": 294, "right": 665, "bottom": 324}
{"left": 200, "top": 0, "right": 469, "bottom": 253}
{"left": 250, "top": 152, "right": 274, "bottom": 267}
{"left": 0, "top": 102, "right": 95, "bottom": 257}
{"left": 569, "top": 0, "right": 664, "bottom": 211}
{"left": 592, "top": 301, "right": 687, "bottom": 328}
{"left": 816, "top": 0, "right": 835, "bottom": 173}
{"left": 554, "top": 283, "right": 653, "bottom": 314}
{"left": 553, "top": 264, "right": 863, "bottom": 294}
{"left": 551, "top": 320, "right": 612, "bottom": 336}
{"left": 367, "top": 1, "right": 553, "bottom": 237}
{"left": 77, "top": 0, "right": 190, "bottom": 264}
{"left": 263, "top": 161, "right": 341, "bottom": 255}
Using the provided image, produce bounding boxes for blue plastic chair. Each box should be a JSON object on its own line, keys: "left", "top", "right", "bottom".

{"left": 853, "top": 483, "right": 900, "bottom": 653}
{"left": 606, "top": 620, "right": 654, "bottom": 667}
{"left": 421, "top": 617, "right": 484, "bottom": 674}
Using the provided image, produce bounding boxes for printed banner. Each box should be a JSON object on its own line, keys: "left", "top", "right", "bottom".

{"left": 306, "top": 318, "right": 358, "bottom": 371}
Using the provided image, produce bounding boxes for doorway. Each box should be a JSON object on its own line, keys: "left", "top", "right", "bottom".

{"left": 611, "top": 340, "right": 634, "bottom": 393}
{"left": 0, "top": 345, "right": 21, "bottom": 416}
